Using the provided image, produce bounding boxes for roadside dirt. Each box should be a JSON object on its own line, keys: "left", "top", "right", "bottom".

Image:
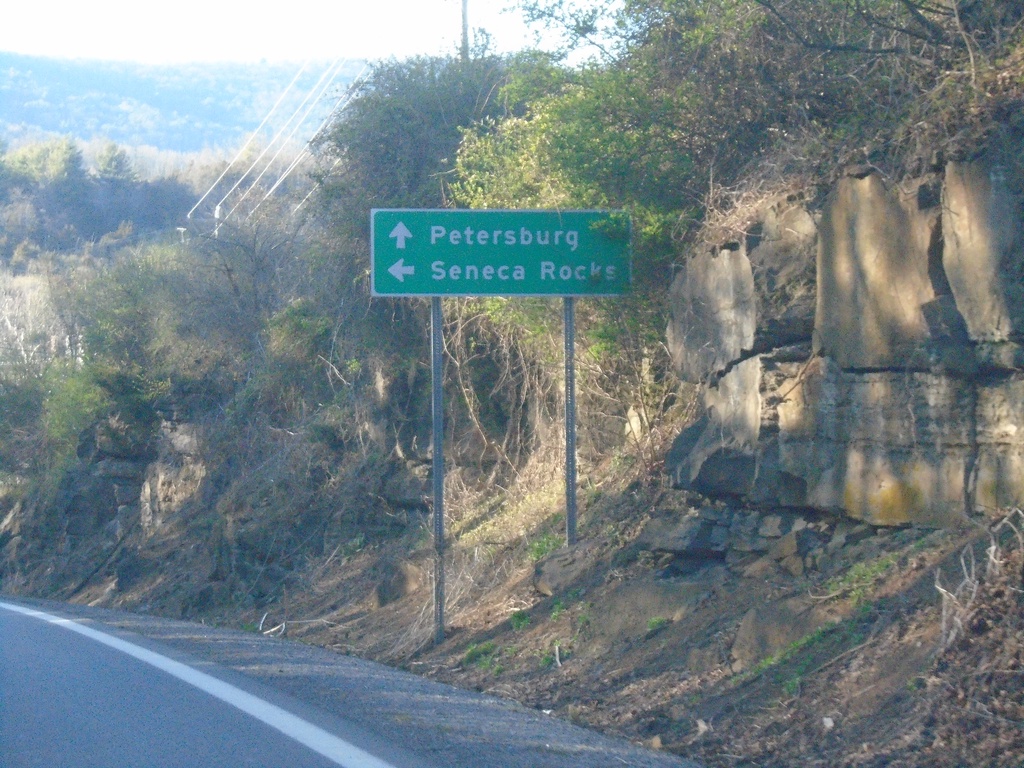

{"left": 216, "top": 491, "right": 1024, "bottom": 767}
{"left": 15, "top": 478, "right": 1024, "bottom": 767}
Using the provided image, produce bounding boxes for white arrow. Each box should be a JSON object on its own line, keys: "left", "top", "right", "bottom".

{"left": 388, "top": 259, "right": 415, "bottom": 282}
{"left": 389, "top": 222, "right": 412, "bottom": 249}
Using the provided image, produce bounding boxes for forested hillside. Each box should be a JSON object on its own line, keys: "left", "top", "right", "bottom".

{"left": 2, "top": 2, "right": 1023, "bottom": 765}
{"left": 0, "top": 52, "right": 363, "bottom": 154}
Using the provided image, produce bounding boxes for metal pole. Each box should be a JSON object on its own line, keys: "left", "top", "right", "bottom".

{"left": 430, "top": 297, "right": 446, "bottom": 644}
{"left": 461, "top": 0, "right": 469, "bottom": 60}
{"left": 564, "top": 297, "right": 578, "bottom": 546}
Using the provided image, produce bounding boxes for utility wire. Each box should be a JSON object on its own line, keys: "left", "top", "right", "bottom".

{"left": 230, "top": 58, "right": 350, "bottom": 220}
{"left": 251, "top": 65, "right": 368, "bottom": 218}
{"left": 217, "top": 58, "right": 345, "bottom": 222}
{"left": 186, "top": 61, "right": 311, "bottom": 221}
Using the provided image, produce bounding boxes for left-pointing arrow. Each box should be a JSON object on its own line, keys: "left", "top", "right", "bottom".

{"left": 388, "top": 259, "right": 415, "bottom": 282}
{"left": 389, "top": 222, "right": 412, "bottom": 249}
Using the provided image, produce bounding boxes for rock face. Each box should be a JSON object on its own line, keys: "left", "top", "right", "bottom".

{"left": 666, "top": 155, "right": 1024, "bottom": 526}
{"left": 140, "top": 422, "right": 206, "bottom": 536}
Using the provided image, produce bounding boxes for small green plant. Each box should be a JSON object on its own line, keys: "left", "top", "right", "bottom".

{"left": 528, "top": 532, "right": 562, "bottom": 561}
{"left": 510, "top": 610, "right": 531, "bottom": 631}
{"left": 463, "top": 641, "right": 497, "bottom": 666}
{"left": 538, "top": 639, "right": 568, "bottom": 670}
{"left": 550, "top": 599, "right": 565, "bottom": 621}
{"left": 743, "top": 624, "right": 834, "bottom": 680}
{"left": 342, "top": 534, "right": 366, "bottom": 556}
{"left": 824, "top": 553, "right": 898, "bottom": 606}
{"left": 575, "top": 606, "right": 592, "bottom": 633}
{"left": 782, "top": 676, "right": 802, "bottom": 696}
{"left": 461, "top": 642, "right": 509, "bottom": 675}
{"left": 647, "top": 616, "right": 670, "bottom": 633}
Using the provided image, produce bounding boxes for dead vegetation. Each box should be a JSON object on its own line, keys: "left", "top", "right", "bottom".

{"left": 189, "top": 470, "right": 1023, "bottom": 768}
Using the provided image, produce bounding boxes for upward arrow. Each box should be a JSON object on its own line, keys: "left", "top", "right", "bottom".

{"left": 389, "top": 222, "right": 412, "bottom": 249}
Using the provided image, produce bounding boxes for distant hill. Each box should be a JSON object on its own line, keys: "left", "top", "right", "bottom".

{"left": 0, "top": 52, "right": 365, "bottom": 155}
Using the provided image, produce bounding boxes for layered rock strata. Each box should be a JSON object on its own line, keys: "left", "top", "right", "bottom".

{"left": 667, "top": 156, "right": 1024, "bottom": 526}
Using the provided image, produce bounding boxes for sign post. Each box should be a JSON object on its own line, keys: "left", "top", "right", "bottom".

{"left": 371, "top": 209, "right": 630, "bottom": 643}
{"left": 564, "top": 297, "right": 578, "bottom": 547}
{"left": 430, "top": 296, "right": 445, "bottom": 645}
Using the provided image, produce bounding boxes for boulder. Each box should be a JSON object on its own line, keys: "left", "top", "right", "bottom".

{"left": 814, "top": 172, "right": 941, "bottom": 369}
{"left": 768, "top": 529, "right": 819, "bottom": 561}
{"left": 747, "top": 197, "right": 818, "bottom": 353}
{"left": 666, "top": 158, "right": 1024, "bottom": 525}
{"left": 140, "top": 449, "right": 206, "bottom": 536}
{"left": 731, "top": 596, "right": 832, "bottom": 672}
{"left": 777, "top": 358, "right": 974, "bottom": 526}
{"left": 974, "top": 376, "right": 1024, "bottom": 511}
{"left": 637, "top": 514, "right": 729, "bottom": 560}
{"left": 942, "top": 160, "right": 1024, "bottom": 344}
{"left": 668, "top": 357, "right": 761, "bottom": 496}
{"left": 534, "top": 539, "right": 602, "bottom": 596}
{"left": 667, "top": 243, "right": 756, "bottom": 383}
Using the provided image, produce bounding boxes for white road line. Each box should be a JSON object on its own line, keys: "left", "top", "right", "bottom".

{"left": 0, "top": 601, "right": 398, "bottom": 768}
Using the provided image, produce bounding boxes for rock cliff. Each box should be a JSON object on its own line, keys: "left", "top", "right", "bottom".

{"left": 666, "top": 152, "right": 1024, "bottom": 526}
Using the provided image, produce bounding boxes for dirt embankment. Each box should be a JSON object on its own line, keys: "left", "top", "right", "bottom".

{"left": 173, "top": 484, "right": 1021, "bottom": 768}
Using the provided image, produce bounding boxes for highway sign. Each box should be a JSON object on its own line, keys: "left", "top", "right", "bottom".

{"left": 371, "top": 209, "right": 631, "bottom": 297}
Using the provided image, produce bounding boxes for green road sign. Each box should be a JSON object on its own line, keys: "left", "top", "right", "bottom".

{"left": 371, "top": 209, "right": 631, "bottom": 297}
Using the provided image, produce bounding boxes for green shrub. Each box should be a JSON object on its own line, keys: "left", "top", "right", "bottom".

{"left": 528, "top": 532, "right": 562, "bottom": 561}
{"left": 463, "top": 640, "right": 497, "bottom": 666}
{"left": 646, "top": 616, "right": 670, "bottom": 633}
{"left": 42, "top": 365, "right": 110, "bottom": 461}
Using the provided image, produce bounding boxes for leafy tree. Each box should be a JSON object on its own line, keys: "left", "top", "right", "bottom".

{"left": 315, "top": 54, "right": 513, "bottom": 239}
{"left": 6, "top": 138, "right": 93, "bottom": 249}
{"left": 6, "top": 138, "right": 88, "bottom": 187}
{"left": 40, "top": 364, "right": 111, "bottom": 466}
{"left": 513, "top": 0, "right": 1024, "bottom": 198}
{"left": 94, "top": 142, "right": 138, "bottom": 183}
{"left": 0, "top": 142, "right": 12, "bottom": 203}
{"left": 308, "top": 53, "right": 532, "bottom": 460}
{"left": 451, "top": 113, "right": 576, "bottom": 210}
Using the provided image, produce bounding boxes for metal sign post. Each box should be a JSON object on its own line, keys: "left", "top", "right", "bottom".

{"left": 430, "top": 297, "right": 445, "bottom": 645}
{"left": 564, "top": 297, "right": 578, "bottom": 546}
{"left": 370, "top": 209, "right": 629, "bottom": 645}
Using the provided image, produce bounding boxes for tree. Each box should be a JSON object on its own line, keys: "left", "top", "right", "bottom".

{"left": 6, "top": 138, "right": 93, "bottom": 248}
{"left": 7, "top": 137, "right": 89, "bottom": 188}
{"left": 94, "top": 142, "right": 137, "bottom": 183}
{"left": 512, "top": 0, "right": 1024, "bottom": 200}
{"left": 315, "top": 54, "right": 513, "bottom": 240}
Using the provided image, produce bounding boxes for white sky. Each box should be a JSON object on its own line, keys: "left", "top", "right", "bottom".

{"left": 1, "top": 0, "right": 543, "bottom": 64}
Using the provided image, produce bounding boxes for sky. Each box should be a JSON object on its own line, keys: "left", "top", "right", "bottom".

{"left": 1, "top": 0, "right": 544, "bottom": 64}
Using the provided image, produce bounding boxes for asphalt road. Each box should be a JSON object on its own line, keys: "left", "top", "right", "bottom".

{"left": 0, "top": 597, "right": 702, "bottom": 768}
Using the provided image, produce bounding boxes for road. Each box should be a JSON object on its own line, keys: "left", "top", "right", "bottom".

{"left": 0, "top": 598, "right": 702, "bottom": 768}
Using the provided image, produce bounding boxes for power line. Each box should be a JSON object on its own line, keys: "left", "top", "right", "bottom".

{"left": 186, "top": 61, "right": 311, "bottom": 221}
{"left": 217, "top": 58, "right": 346, "bottom": 223}
{"left": 252, "top": 65, "right": 368, "bottom": 218}
{"left": 228, "top": 58, "right": 351, "bottom": 221}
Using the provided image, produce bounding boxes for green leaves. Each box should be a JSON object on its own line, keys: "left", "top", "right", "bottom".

{"left": 7, "top": 138, "right": 87, "bottom": 186}
{"left": 94, "top": 142, "right": 137, "bottom": 183}
{"left": 316, "top": 54, "right": 513, "bottom": 235}
{"left": 41, "top": 363, "right": 110, "bottom": 462}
